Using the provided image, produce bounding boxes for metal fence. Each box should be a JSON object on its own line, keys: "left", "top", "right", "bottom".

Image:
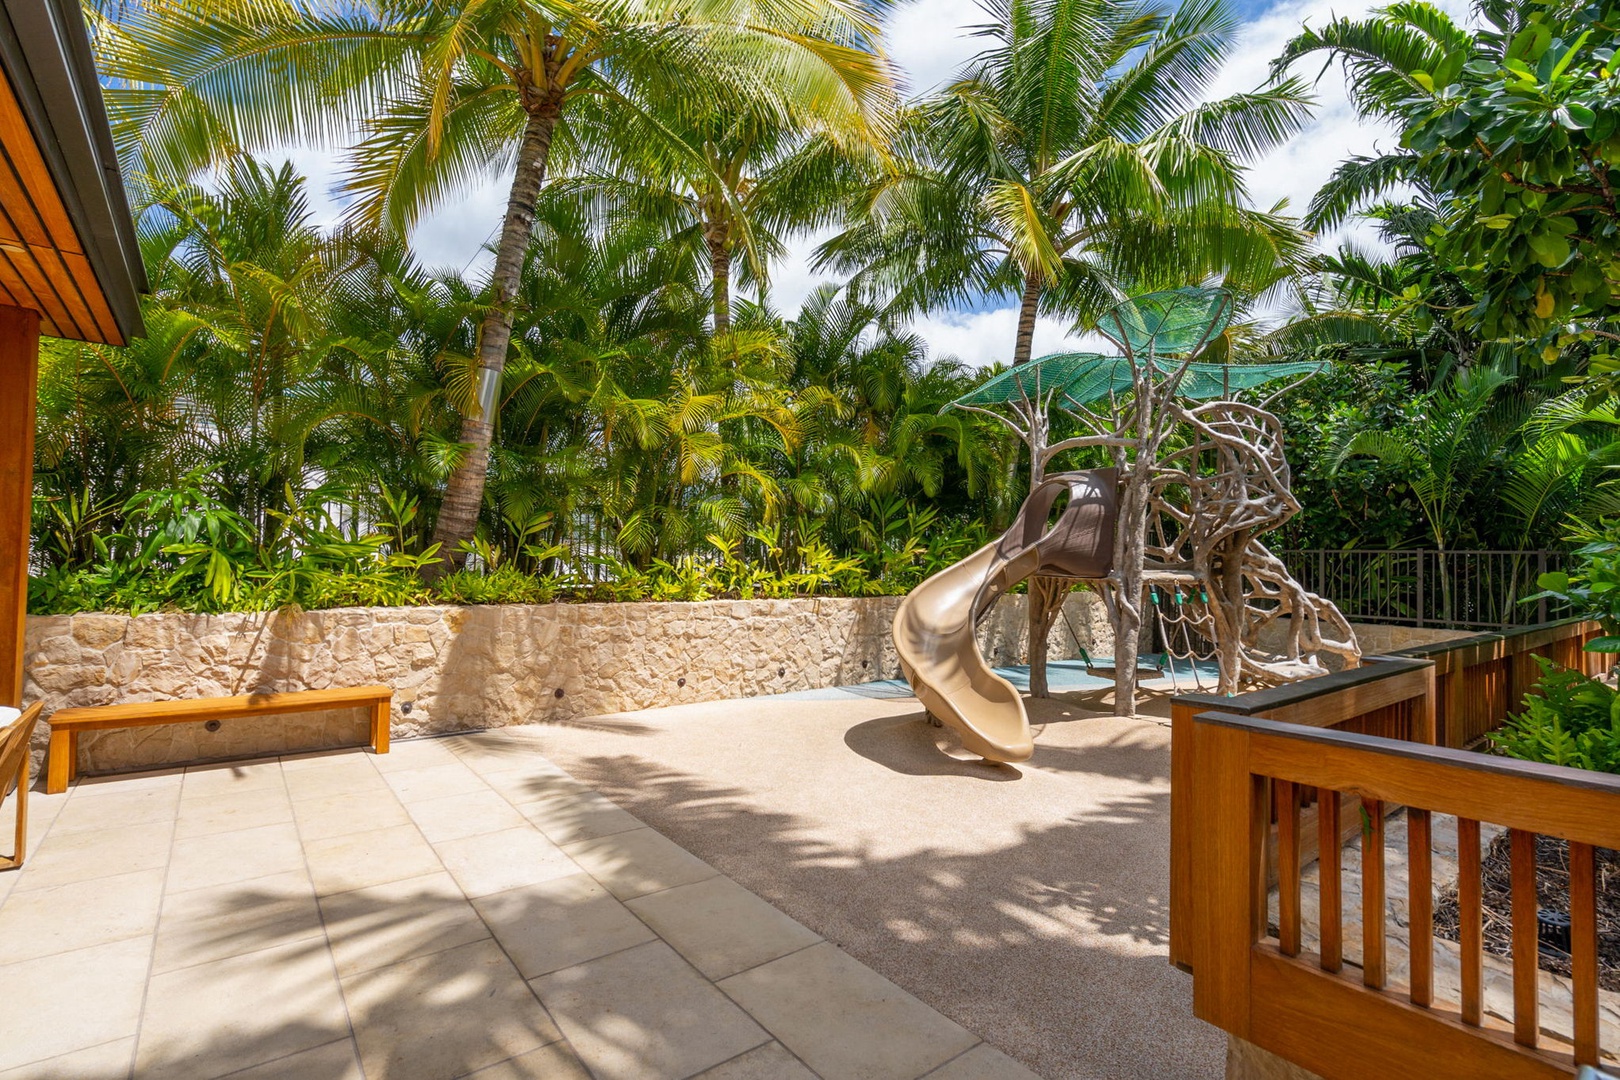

{"left": 1274, "top": 549, "right": 1568, "bottom": 629}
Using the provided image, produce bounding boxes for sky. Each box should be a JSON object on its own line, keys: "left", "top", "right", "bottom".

{"left": 281, "top": 0, "right": 1459, "bottom": 368}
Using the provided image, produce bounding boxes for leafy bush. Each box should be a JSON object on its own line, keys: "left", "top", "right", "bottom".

{"left": 1527, "top": 519, "right": 1620, "bottom": 652}
{"left": 1491, "top": 657, "right": 1620, "bottom": 774}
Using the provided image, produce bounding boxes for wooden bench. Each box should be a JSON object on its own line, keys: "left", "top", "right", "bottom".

{"left": 46, "top": 686, "right": 392, "bottom": 794}
{"left": 1, "top": 701, "right": 44, "bottom": 869}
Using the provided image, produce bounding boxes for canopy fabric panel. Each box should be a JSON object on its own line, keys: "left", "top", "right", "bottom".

{"left": 948, "top": 352, "right": 1112, "bottom": 406}
{"left": 1096, "top": 287, "right": 1233, "bottom": 357}
{"left": 945, "top": 354, "right": 1324, "bottom": 412}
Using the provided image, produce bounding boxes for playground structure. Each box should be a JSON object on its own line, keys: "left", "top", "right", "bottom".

{"left": 894, "top": 288, "right": 1360, "bottom": 762}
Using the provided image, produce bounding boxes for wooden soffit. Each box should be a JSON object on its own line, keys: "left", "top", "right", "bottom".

{"left": 0, "top": 0, "right": 144, "bottom": 345}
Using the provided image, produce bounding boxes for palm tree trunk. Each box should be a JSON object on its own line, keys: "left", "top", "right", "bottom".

{"left": 706, "top": 220, "right": 731, "bottom": 335}
{"left": 428, "top": 104, "right": 560, "bottom": 577}
{"left": 1012, "top": 268, "right": 1042, "bottom": 366}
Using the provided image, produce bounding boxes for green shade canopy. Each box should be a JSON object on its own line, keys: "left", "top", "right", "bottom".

{"left": 946, "top": 352, "right": 1112, "bottom": 406}
{"left": 945, "top": 354, "right": 1324, "bottom": 412}
{"left": 1097, "top": 287, "right": 1233, "bottom": 357}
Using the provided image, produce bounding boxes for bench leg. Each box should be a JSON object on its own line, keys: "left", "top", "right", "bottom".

{"left": 46, "top": 729, "right": 71, "bottom": 795}
{"left": 0, "top": 751, "right": 26, "bottom": 870}
{"left": 371, "top": 700, "right": 390, "bottom": 755}
{"left": 68, "top": 731, "right": 79, "bottom": 781}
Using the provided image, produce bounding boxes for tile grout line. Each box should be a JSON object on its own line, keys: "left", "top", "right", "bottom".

{"left": 128, "top": 766, "right": 186, "bottom": 1080}
{"left": 913, "top": 1039, "right": 985, "bottom": 1080}
{"left": 279, "top": 751, "right": 370, "bottom": 1080}
{"left": 409, "top": 755, "right": 589, "bottom": 1078}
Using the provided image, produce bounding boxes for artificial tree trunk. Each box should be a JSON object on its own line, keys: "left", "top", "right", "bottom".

{"left": 427, "top": 99, "right": 562, "bottom": 577}
{"left": 1110, "top": 392, "right": 1155, "bottom": 717}
{"left": 1013, "top": 269, "right": 1048, "bottom": 690}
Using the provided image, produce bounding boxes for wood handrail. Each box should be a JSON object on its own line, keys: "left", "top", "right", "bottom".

{"left": 1183, "top": 708, "right": 1620, "bottom": 1077}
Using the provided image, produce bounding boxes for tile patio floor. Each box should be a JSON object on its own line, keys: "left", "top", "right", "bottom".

{"left": 0, "top": 735, "right": 1038, "bottom": 1080}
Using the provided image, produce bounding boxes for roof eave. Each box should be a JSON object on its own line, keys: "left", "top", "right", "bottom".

{"left": 0, "top": 0, "right": 146, "bottom": 343}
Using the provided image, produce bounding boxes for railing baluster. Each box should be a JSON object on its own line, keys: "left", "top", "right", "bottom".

{"left": 1362, "top": 798, "right": 1385, "bottom": 988}
{"left": 1459, "top": 816, "right": 1484, "bottom": 1025}
{"left": 1278, "top": 780, "right": 1300, "bottom": 956}
{"left": 1408, "top": 808, "right": 1432, "bottom": 1008}
{"left": 1571, "top": 841, "right": 1599, "bottom": 1065}
{"left": 1318, "top": 786, "right": 1341, "bottom": 972}
{"left": 1510, "top": 828, "right": 1539, "bottom": 1048}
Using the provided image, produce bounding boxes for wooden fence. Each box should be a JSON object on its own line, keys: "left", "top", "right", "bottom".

{"left": 1170, "top": 619, "right": 1616, "bottom": 1078}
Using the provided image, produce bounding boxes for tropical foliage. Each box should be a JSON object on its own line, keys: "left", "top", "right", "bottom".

{"left": 30, "top": 0, "right": 1620, "bottom": 620}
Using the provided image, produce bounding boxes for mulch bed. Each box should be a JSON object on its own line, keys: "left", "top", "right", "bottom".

{"left": 1433, "top": 832, "right": 1620, "bottom": 991}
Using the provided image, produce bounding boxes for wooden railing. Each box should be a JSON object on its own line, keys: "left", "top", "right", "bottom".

{"left": 1184, "top": 712, "right": 1620, "bottom": 1077}
{"left": 1396, "top": 622, "right": 1608, "bottom": 748}
{"left": 1170, "top": 618, "right": 1615, "bottom": 1077}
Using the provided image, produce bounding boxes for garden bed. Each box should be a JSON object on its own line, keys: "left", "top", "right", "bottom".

{"left": 1434, "top": 832, "right": 1620, "bottom": 990}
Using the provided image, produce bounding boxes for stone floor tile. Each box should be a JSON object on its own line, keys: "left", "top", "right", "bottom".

{"left": 302, "top": 822, "right": 443, "bottom": 896}
{"left": 280, "top": 748, "right": 375, "bottom": 771}
{"left": 0, "top": 1037, "right": 133, "bottom": 1080}
{"left": 318, "top": 871, "right": 490, "bottom": 978}
{"left": 181, "top": 758, "right": 285, "bottom": 798}
{"left": 153, "top": 869, "right": 323, "bottom": 974}
{"left": 71, "top": 768, "right": 184, "bottom": 798}
{"left": 290, "top": 788, "right": 411, "bottom": 841}
{"left": 694, "top": 1042, "right": 818, "bottom": 1080}
{"left": 563, "top": 827, "right": 720, "bottom": 901}
{"left": 282, "top": 760, "right": 392, "bottom": 804}
{"left": 478, "top": 765, "right": 589, "bottom": 803}
{"left": 369, "top": 737, "right": 463, "bottom": 773}
{"left": 515, "top": 790, "right": 642, "bottom": 845}
{"left": 214, "top": 1038, "right": 363, "bottom": 1079}
{"left": 434, "top": 826, "right": 578, "bottom": 898}
{"left": 48, "top": 786, "right": 179, "bottom": 836}
{"left": 175, "top": 786, "right": 293, "bottom": 840}
{"left": 404, "top": 788, "right": 527, "bottom": 843}
{"left": 534, "top": 941, "right": 768, "bottom": 1080}
{"left": 472, "top": 872, "right": 655, "bottom": 978}
{"left": 921, "top": 1043, "right": 1043, "bottom": 1080}
{"left": 718, "top": 942, "right": 979, "bottom": 1080}
{"left": 0, "top": 938, "right": 151, "bottom": 1072}
{"left": 165, "top": 822, "right": 305, "bottom": 894}
{"left": 626, "top": 876, "right": 821, "bottom": 981}
{"left": 11, "top": 821, "right": 173, "bottom": 892}
{"left": 461, "top": 1042, "right": 593, "bottom": 1080}
{"left": 443, "top": 732, "right": 560, "bottom": 772}
{"left": 381, "top": 762, "right": 490, "bottom": 803}
{"left": 135, "top": 937, "right": 349, "bottom": 1078}
{"left": 0, "top": 868, "right": 163, "bottom": 964}
{"left": 341, "top": 938, "right": 561, "bottom": 1080}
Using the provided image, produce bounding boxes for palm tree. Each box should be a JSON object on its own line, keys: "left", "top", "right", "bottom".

{"left": 573, "top": 110, "right": 868, "bottom": 334}
{"left": 97, "top": 0, "right": 897, "bottom": 572}
{"left": 818, "top": 0, "right": 1314, "bottom": 368}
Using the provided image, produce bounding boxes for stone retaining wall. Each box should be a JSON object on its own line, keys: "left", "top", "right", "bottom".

{"left": 22, "top": 593, "right": 1115, "bottom": 774}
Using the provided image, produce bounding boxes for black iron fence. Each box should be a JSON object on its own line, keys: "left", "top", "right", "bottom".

{"left": 1274, "top": 549, "right": 1569, "bottom": 629}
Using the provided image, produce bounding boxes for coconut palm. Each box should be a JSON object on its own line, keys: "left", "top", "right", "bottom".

{"left": 818, "top": 0, "right": 1315, "bottom": 367}
{"left": 96, "top": 0, "right": 897, "bottom": 571}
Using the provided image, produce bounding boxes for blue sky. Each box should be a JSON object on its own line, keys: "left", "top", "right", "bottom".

{"left": 280, "top": 0, "right": 1460, "bottom": 365}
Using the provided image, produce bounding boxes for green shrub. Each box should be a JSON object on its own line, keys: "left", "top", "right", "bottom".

{"left": 1490, "top": 657, "right": 1620, "bottom": 774}
{"left": 434, "top": 566, "right": 560, "bottom": 606}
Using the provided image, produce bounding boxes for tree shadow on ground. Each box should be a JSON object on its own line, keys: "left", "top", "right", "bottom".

{"left": 553, "top": 749, "right": 1223, "bottom": 1080}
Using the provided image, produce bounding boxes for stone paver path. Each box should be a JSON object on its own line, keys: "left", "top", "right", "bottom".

{"left": 0, "top": 735, "right": 1036, "bottom": 1080}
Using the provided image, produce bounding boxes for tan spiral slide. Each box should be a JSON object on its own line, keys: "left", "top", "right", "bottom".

{"left": 892, "top": 470, "right": 1118, "bottom": 763}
